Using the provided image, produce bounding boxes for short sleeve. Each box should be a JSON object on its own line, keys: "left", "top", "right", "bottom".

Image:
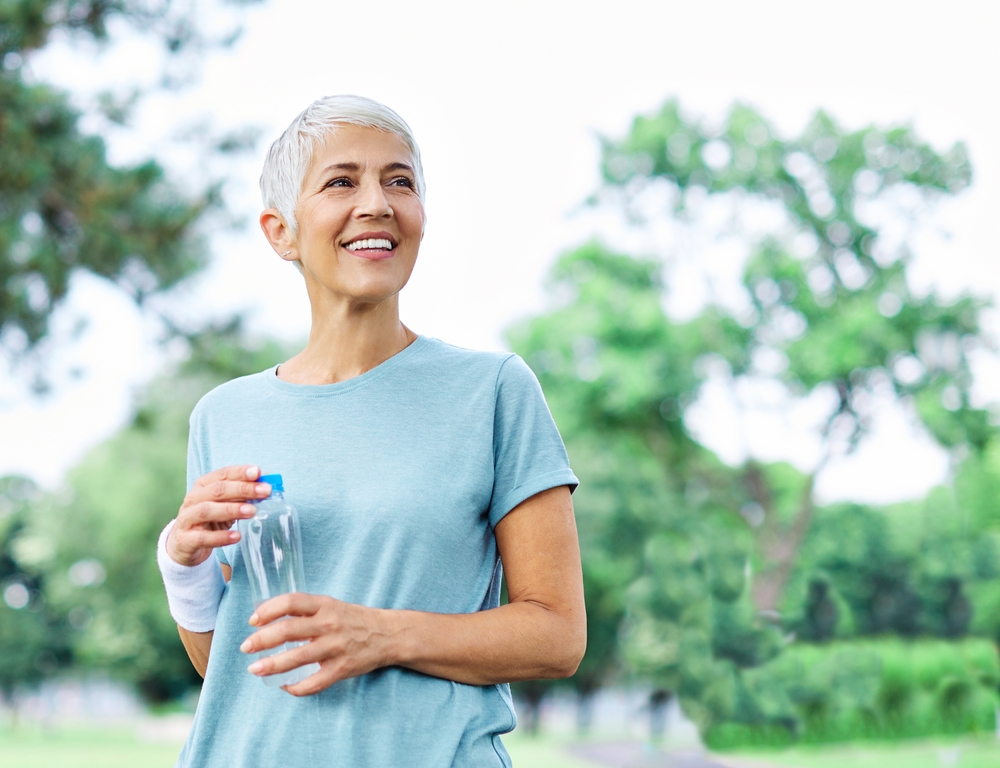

{"left": 488, "top": 355, "right": 579, "bottom": 527}
{"left": 186, "top": 404, "right": 206, "bottom": 495}
{"left": 187, "top": 401, "right": 235, "bottom": 567}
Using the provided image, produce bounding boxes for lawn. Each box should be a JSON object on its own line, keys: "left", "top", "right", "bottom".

{"left": 0, "top": 724, "right": 598, "bottom": 768}
{"left": 723, "top": 735, "right": 1000, "bottom": 768}
{"left": 3, "top": 724, "right": 998, "bottom": 767}
{"left": 0, "top": 725, "right": 187, "bottom": 768}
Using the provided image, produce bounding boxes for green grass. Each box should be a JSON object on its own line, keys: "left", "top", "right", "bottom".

{"left": 727, "top": 735, "right": 1000, "bottom": 768}
{"left": 0, "top": 725, "right": 184, "bottom": 768}
{"left": 502, "top": 732, "right": 602, "bottom": 767}
{"left": 0, "top": 724, "right": 598, "bottom": 768}
{"left": 4, "top": 723, "right": 998, "bottom": 768}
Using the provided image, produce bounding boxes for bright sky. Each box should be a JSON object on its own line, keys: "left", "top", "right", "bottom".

{"left": 3, "top": 0, "right": 998, "bottom": 503}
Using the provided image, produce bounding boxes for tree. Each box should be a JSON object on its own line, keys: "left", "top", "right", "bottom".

{"left": 0, "top": 475, "right": 73, "bottom": 709}
{"left": 599, "top": 100, "right": 989, "bottom": 614}
{"left": 507, "top": 242, "right": 780, "bottom": 731}
{"left": 1, "top": 0, "right": 260, "bottom": 382}
{"left": 507, "top": 99, "right": 994, "bottom": 735}
{"left": 7, "top": 322, "right": 291, "bottom": 701}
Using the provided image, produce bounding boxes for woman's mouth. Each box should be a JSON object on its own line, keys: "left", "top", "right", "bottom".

{"left": 343, "top": 237, "right": 397, "bottom": 261}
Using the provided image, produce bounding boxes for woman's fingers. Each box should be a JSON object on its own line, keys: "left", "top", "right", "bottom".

{"left": 166, "top": 465, "right": 267, "bottom": 567}
{"left": 241, "top": 615, "right": 318, "bottom": 653}
{"left": 241, "top": 597, "right": 390, "bottom": 695}
{"left": 184, "top": 501, "right": 255, "bottom": 526}
{"left": 244, "top": 629, "right": 361, "bottom": 694}
{"left": 193, "top": 464, "right": 261, "bottom": 489}
{"left": 189, "top": 527, "right": 240, "bottom": 550}
{"left": 250, "top": 593, "right": 329, "bottom": 626}
{"left": 187, "top": 479, "right": 270, "bottom": 508}
{"left": 282, "top": 666, "right": 342, "bottom": 697}
{"left": 166, "top": 525, "right": 239, "bottom": 564}
{"left": 246, "top": 636, "right": 325, "bottom": 676}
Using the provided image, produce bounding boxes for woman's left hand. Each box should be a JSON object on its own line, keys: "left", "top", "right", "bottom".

{"left": 239, "top": 594, "right": 393, "bottom": 696}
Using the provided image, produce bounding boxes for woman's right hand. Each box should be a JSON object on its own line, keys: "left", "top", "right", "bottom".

{"left": 166, "top": 465, "right": 272, "bottom": 567}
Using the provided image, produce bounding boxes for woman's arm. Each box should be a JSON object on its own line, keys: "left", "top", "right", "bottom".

{"left": 389, "top": 485, "right": 585, "bottom": 683}
{"left": 163, "top": 464, "right": 265, "bottom": 676}
{"left": 177, "top": 564, "right": 232, "bottom": 677}
{"left": 178, "top": 628, "right": 214, "bottom": 678}
{"left": 240, "top": 486, "right": 586, "bottom": 695}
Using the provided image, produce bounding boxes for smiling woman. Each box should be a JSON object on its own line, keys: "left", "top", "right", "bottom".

{"left": 154, "top": 95, "right": 585, "bottom": 768}
{"left": 262, "top": 124, "right": 425, "bottom": 330}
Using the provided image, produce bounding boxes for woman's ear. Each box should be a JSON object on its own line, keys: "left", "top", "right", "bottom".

{"left": 260, "top": 208, "right": 297, "bottom": 261}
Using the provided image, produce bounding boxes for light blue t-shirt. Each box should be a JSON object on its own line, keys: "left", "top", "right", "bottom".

{"left": 176, "top": 336, "right": 578, "bottom": 767}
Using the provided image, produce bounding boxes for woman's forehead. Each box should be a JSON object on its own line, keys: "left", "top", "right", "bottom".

{"left": 307, "top": 124, "right": 414, "bottom": 178}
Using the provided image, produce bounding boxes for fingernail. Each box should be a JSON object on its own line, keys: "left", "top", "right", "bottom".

{"left": 240, "top": 639, "right": 251, "bottom": 653}
{"left": 249, "top": 613, "right": 259, "bottom": 626}
{"left": 240, "top": 504, "right": 255, "bottom": 515}
{"left": 256, "top": 483, "right": 271, "bottom": 496}
{"left": 247, "top": 466, "right": 260, "bottom": 480}
{"left": 229, "top": 531, "right": 240, "bottom": 541}
{"left": 248, "top": 661, "right": 263, "bottom": 674}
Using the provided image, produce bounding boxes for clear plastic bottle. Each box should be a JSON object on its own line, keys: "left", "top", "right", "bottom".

{"left": 237, "top": 474, "right": 320, "bottom": 688}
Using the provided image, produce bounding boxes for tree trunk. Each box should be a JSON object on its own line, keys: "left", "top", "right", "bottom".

{"left": 745, "top": 464, "right": 817, "bottom": 613}
{"left": 1, "top": 687, "right": 19, "bottom": 728}
{"left": 649, "top": 689, "right": 672, "bottom": 741}
{"left": 576, "top": 689, "right": 595, "bottom": 735}
{"left": 518, "top": 682, "right": 547, "bottom": 735}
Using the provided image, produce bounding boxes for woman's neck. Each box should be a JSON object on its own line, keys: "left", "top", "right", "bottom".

{"left": 276, "top": 296, "right": 417, "bottom": 385}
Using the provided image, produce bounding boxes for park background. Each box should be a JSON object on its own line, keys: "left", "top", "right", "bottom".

{"left": 3, "top": 1, "right": 1000, "bottom": 766}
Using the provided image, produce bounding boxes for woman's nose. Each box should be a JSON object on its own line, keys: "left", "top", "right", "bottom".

{"left": 354, "top": 180, "right": 392, "bottom": 219}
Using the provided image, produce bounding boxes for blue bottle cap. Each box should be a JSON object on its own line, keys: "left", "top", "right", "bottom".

{"left": 258, "top": 473, "right": 283, "bottom": 492}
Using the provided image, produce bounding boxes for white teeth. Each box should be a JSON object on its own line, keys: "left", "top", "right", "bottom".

{"left": 346, "top": 238, "right": 394, "bottom": 251}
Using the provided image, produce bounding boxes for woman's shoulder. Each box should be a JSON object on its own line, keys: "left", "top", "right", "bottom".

{"left": 416, "top": 336, "right": 522, "bottom": 376}
{"left": 189, "top": 369, "right": 274, "bottom": 422}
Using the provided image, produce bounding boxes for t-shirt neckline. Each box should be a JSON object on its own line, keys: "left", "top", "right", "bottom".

{"left": 264, "top": 334, "right": 429, "bottom": 397}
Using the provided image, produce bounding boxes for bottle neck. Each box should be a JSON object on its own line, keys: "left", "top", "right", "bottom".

{"left": 256, "top": 490, "right": 284, "bottom": 502}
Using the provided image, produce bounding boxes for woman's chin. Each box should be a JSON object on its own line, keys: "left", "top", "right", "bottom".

{"left": 307, "top": 278, "right": 410, "bottom": 307}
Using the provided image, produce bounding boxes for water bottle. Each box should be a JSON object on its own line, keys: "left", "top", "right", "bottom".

{"left": 237, "top": 474, "right": 320, "bottom": 688}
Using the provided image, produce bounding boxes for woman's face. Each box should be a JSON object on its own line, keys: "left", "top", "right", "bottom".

{"left": 290, "top": 124, "right": 424, "bottom": 307}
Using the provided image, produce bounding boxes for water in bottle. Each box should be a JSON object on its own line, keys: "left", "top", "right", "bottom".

{"left": 237, "top": 474, "right": 320, "bottom": 688}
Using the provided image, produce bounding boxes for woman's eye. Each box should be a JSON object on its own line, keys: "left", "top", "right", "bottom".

{"left": 325, "top": 177, "right": 352, "bottom": 189}
{"left": 389, "top": 177, "right": 414, "bottom": 188}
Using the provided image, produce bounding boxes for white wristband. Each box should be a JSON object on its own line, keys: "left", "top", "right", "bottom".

{"left": 156, "top": 519, "right": 226, "bottom": 632}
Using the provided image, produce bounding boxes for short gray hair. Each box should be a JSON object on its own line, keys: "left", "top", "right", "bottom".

{"left": 260, "top": 95, "right": 425, "bottom": 235}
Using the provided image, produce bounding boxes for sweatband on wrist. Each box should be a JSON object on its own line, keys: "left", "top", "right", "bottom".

{"left": 156, "top": 519, "right": 226, "bottom": 632}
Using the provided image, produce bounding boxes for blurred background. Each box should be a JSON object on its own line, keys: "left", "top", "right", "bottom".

{"left": 3, "top": 1, "right": 1000, "bottom": 766}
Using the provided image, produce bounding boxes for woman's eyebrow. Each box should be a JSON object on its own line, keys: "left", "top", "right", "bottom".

{"left": 318, "top": 162, "right": 361, "bottom": 175}
{"left": 383, "top": 162, "right": 414, "bottom": 174}
{"left": 316, "top": 161, "right": 413, "bottom": 176}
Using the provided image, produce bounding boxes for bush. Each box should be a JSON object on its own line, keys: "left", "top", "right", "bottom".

{"left": 707, "top": 637, "right": 1000, "bottom": 750}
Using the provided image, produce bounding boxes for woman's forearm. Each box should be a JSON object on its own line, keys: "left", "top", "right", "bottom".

{"left": 177, "top": 563, "right": 229, "bottom": 678}
{"left": 178, "top": 626, "right": 214, "bottom": 678}
{"left": 383, "top": 486, "right": 586, "bottom": 685}
{"left": 382, "top": 600, "right": 586, "bottom": 685}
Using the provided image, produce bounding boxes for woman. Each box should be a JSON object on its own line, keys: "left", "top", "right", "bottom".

{"left": 157, "top": 95, "right": 585, "bottom": 767}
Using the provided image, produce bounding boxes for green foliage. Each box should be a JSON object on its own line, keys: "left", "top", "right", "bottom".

{"left": 707, "top": 638, "right": 1000, "bottom": 750}
{"left": 509, "top": 241, "right": 784, "bottom": 729}
{"left": 783, "top": 496, "right": 992, "bottom": 642}
{"left": 0, "top": 476, "right": 72, "bottom": 698}
{"left": 0, "top": 70, "right": 212, "bottom": 345}
{"left": 509, "top": 240, "right": 730, "bottom": 442}
{"left": 0, "top": 0, "right": 260, "bottom": 361}
{"left": 954, "top": 438, "right": 1000, "bottom": 532}
{"left": 3, "top": 325, "right": 292, "bottom": 701}
{"left": 509, "top": 97, "right": 998, "bottom": 736}
{"left": 602, "top": 99, "right": 989, "bottom": 452}
{"left": 21, "top": 415, "right": 194, "bottom": 701}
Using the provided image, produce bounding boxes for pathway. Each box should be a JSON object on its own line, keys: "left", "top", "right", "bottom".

{"left": 567, "top": 742, "right": 741, "bottom": 767}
